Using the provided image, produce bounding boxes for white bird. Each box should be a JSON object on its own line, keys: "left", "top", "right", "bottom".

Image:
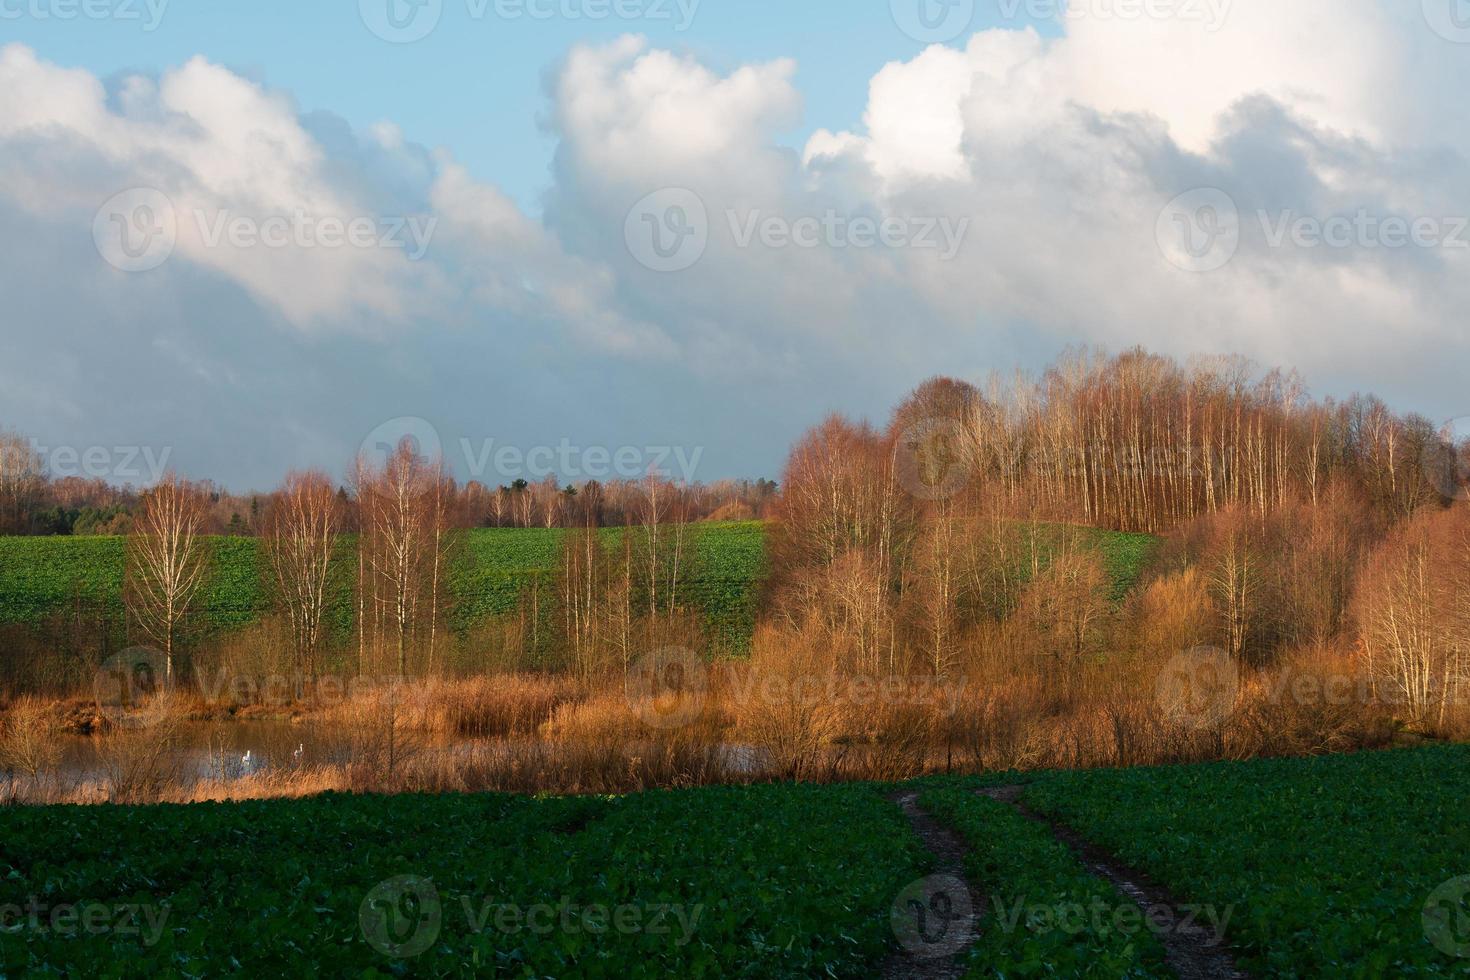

{"left": 292, "top": 744, "right": 304, "bottom": 762}
{"left": 240, "top": 750, "right": 253, "bottom": 771}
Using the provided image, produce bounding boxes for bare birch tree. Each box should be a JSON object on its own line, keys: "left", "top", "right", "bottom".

{"left": 263, "top": 470, "right": 342, "bottom": 683}
{"left": 127, "top": 474, "right": 210, "bottom": 683}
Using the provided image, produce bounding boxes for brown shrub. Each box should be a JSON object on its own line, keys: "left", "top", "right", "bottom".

{"left": 0, "top": 696, "right": 64, "bottom": 778}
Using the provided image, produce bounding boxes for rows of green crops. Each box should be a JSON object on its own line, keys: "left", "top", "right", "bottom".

{"left": 0, "top": 523, "right": 768, "bottom": 650}
{"left": 1, "top": 746, "right": 1465, "bottom": 975}
{"left": 0, "top": 782, "right": 926, "bottom": 978}
{"left": 918, "top": 787, "right": 1172, "bottom": 977}
{"left": 0, "top": 521, "right": 1154, "bottom": 653}
{"left": 1022, "top": 745, "right": 1470, "bottom": 977}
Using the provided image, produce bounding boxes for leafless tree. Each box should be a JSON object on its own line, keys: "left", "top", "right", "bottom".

{"left": 263, "top": 470, "right": 343, "bottom": 682}
{"left": 127, "top": 474, "right": 210, "bottom": 682}
{"left": 0, "top": 430, "right": 44, "bottom": 534}
{"left": 354, "top": 440, "right": 453, "bottom": 676}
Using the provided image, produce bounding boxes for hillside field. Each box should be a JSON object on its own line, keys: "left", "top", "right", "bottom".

{"left": 0, "top": 521, "right": 1154, "bottom": 652}
{"left": 0, "top": 522, "right": 769, "bottom": 651}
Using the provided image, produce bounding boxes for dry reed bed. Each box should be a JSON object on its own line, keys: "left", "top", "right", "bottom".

{"left": 0, "top": 653, "right": 1435, "bottom": 805}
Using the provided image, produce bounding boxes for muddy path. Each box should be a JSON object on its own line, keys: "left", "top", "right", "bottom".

{"left": 876, "top": 791, "right": 983, "bottom": 979}
{"left": 977, "top": 785, "right": 1249, "bottom": 980}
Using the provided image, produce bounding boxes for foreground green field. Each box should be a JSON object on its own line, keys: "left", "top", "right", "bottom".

{"left": 2, "top": 746, "right": 1465, "bottom": 977}
{"left": 920, "top": 786, "right": 1172, "bottom": 977}
{"left": 0, "top": 783, "right": 927, "bottom": 977}
{"left": 1024, "top": 745, "right": 1470, "bottom": 977}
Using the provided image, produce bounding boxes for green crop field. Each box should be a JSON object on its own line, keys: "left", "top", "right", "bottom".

{"left": 0, "top": 782, "right": 926, "bottom": 978}
{"left": 2, "top": 746, "right": 1465, "bottom": 977}
{"left": 0, "top": 523, "right": 769, "bottom": 651}
{"left": 920, "top": 786, "right": 1171, "bottom": 977}
{"left": 1022, "top": 746, "right": 1470, "bottom": 977}
{"left": 0, "top": 521, "right": 1153, "bottom": 653}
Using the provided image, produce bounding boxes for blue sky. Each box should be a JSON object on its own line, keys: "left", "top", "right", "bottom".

{"left": 1, "top": 2, "right": 1468, "bottom": 489}
{"left": 2, "top": 1, "right": 1058, "bottom": 214}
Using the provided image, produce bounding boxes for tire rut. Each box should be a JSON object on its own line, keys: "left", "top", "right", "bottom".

{"left": 977, "top": 785, "right": 1248, "bottom": 980}
{"left": 876, "top": 791, "right": 982, "bottom": 979}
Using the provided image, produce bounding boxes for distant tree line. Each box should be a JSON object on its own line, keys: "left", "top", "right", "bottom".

{"left": 0, "top": 430, "right": 776, "bottom": 538}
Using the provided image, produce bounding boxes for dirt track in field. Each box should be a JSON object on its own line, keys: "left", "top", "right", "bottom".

{"left": 877, "top": 791, "right": 982, "bottom": 980}
{"left": 977, "top": 785, "right": 1248, "bottom": 980}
